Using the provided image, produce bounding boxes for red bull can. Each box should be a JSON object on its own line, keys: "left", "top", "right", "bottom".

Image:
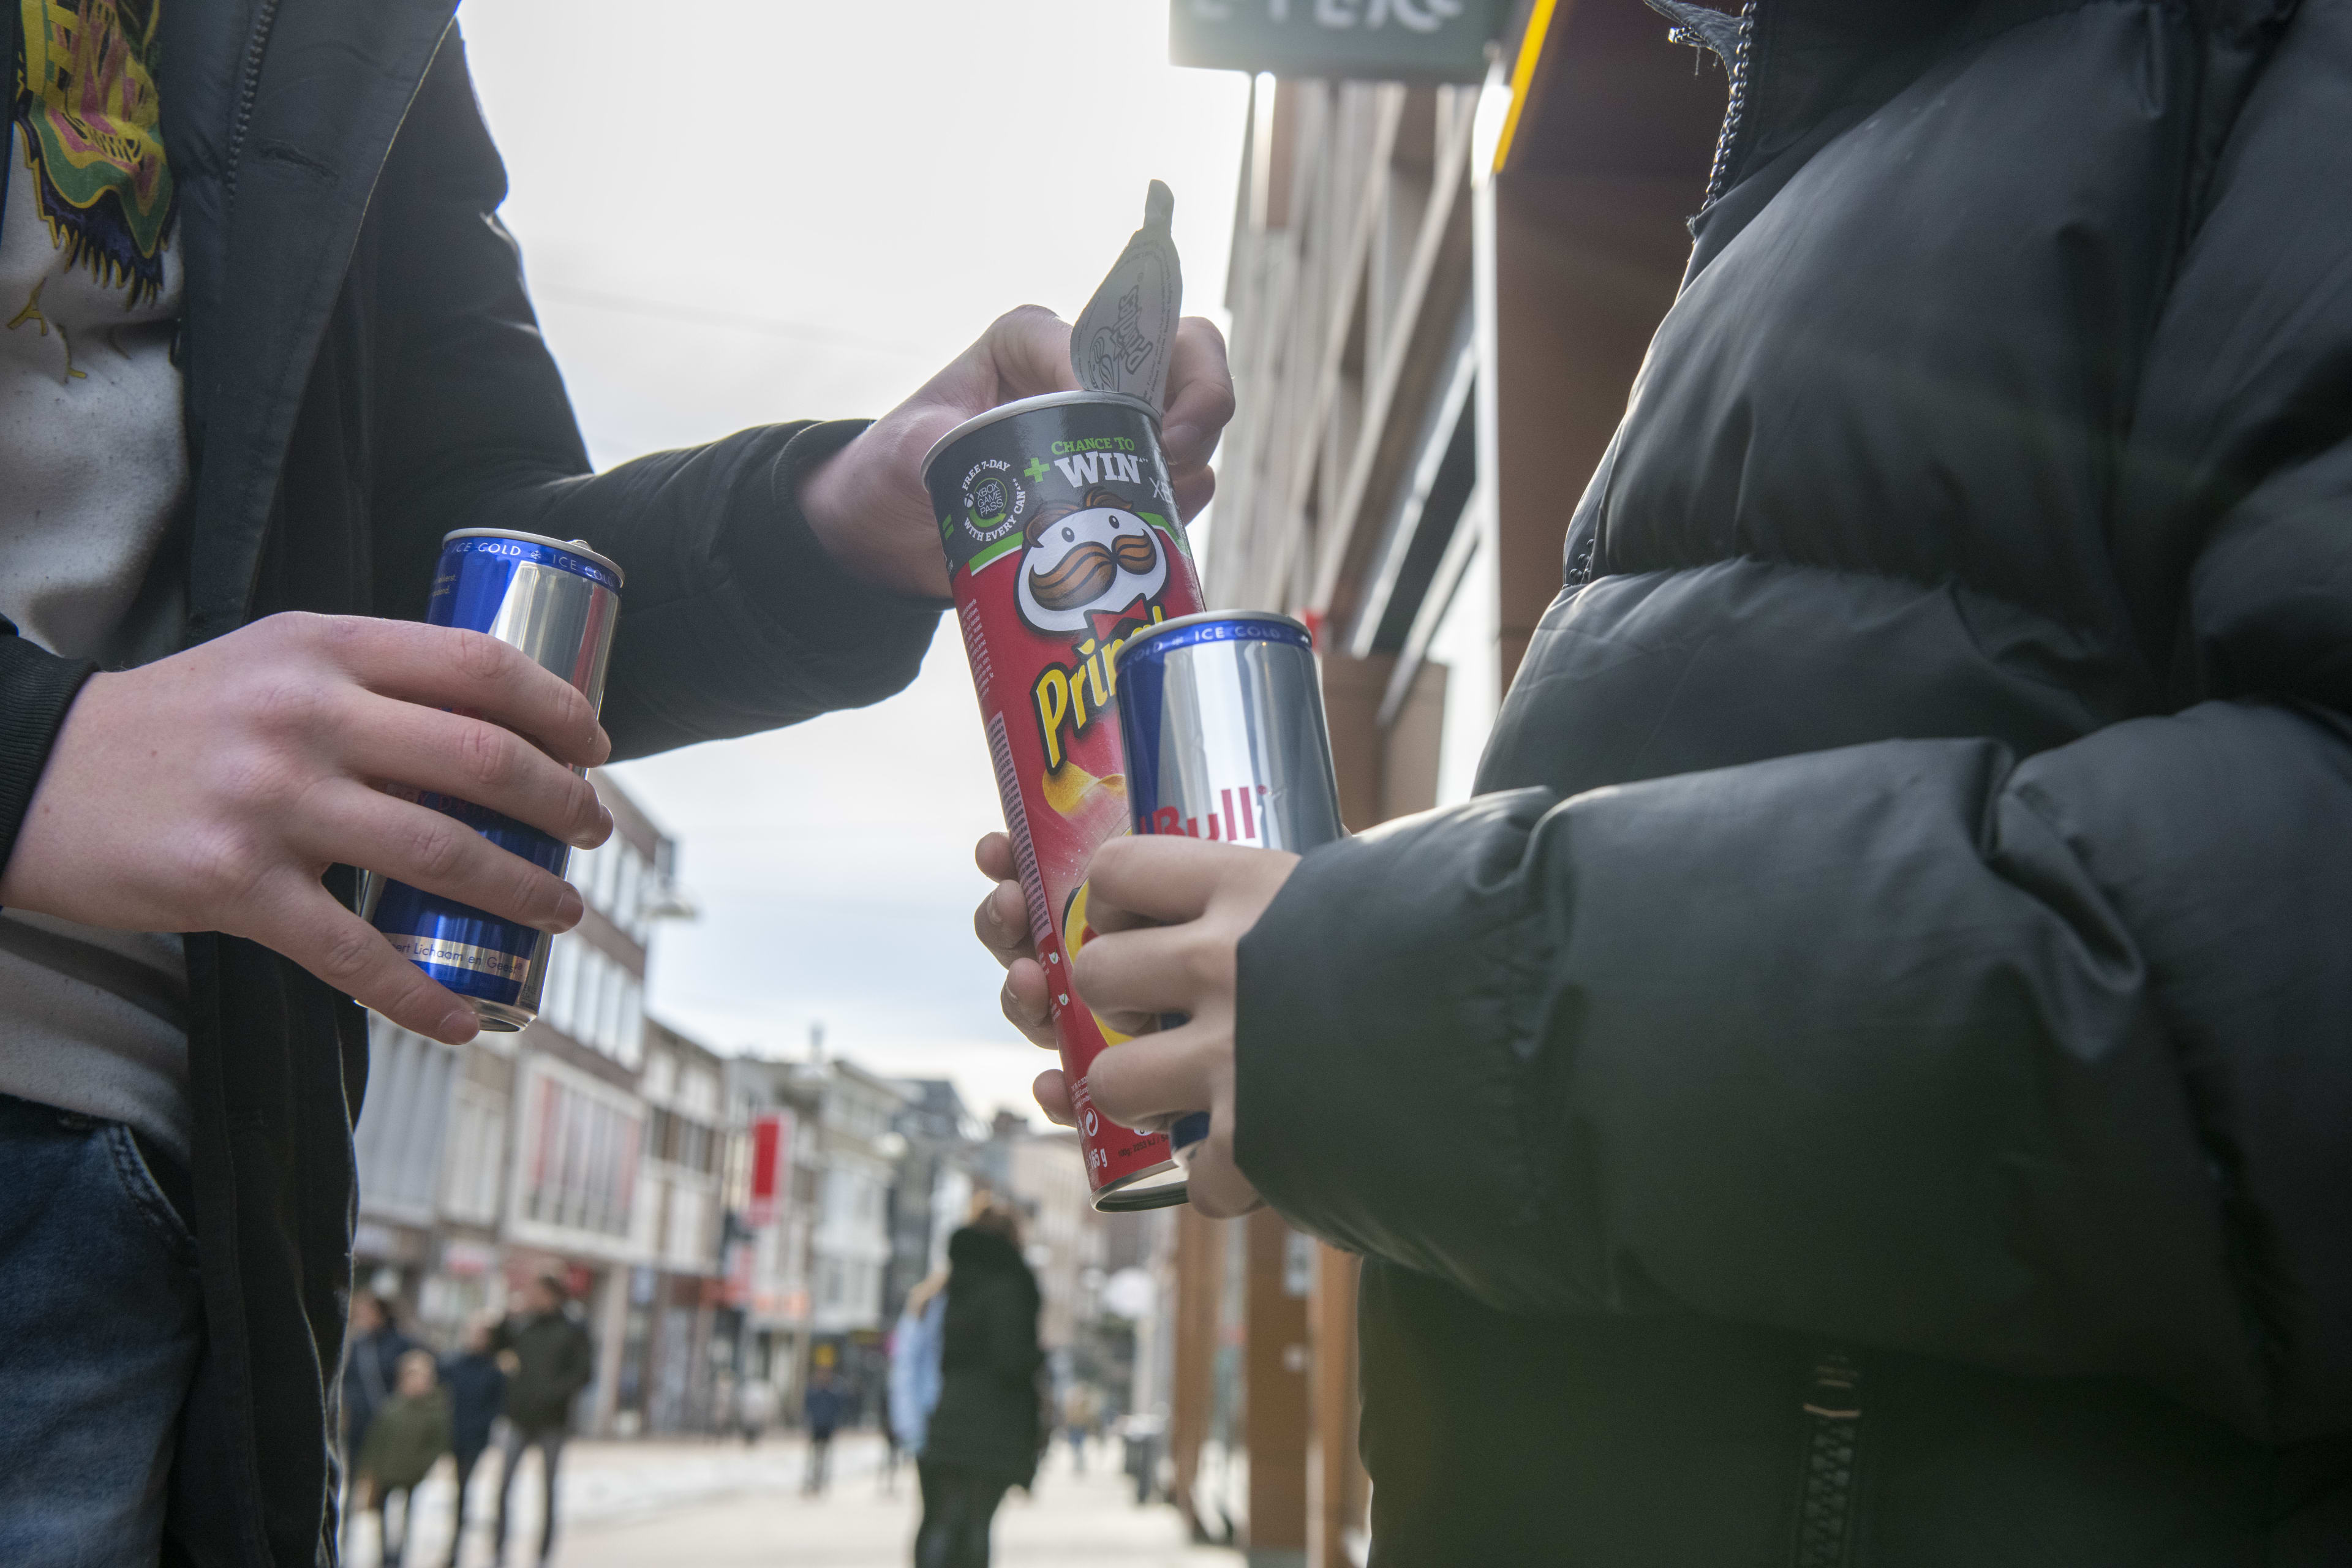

{"left": 361, "top": 529, "right": 622, "bottom": 1031}
{"left": 1113, "top": 611, "right": 1346, "bottom": 1161}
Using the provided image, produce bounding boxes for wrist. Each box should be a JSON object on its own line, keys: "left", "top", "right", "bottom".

{"left": 796, "top": 433, "right": 882, "bottom": 584}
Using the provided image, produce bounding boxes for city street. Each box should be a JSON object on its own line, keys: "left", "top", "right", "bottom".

{"left": 349, "top": 1433, "right": 1239, "bottom": 1568}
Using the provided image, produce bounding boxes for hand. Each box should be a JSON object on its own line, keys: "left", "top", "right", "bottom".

{"left": 971, "top": 832, "right": 1070, "bottom": 1125}
{"left": 0, "top": 612, "right": 613, "bottom": 1044}
{"left": 799, "top": 306, "right": 1234, "bottom": 597}
{"left": 1069, "top": 835, "right": 1297, "bottom": 1218}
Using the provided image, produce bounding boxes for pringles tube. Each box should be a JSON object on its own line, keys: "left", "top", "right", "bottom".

{"left": 925, "top": 390, "right": 1202, "bottom": 1209}
{"left": 924, "top": 183, "right": 1197, "bottom": 1209}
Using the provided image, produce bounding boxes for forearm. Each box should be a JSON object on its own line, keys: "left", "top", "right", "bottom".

{"left": 1239, "top": 703, "right": 2352, "bottom": 1434}
{"left": 411, "top": 421, "right": 943, "bottom": 761}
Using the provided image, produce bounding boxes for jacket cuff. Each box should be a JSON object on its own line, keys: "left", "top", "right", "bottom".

{"left": 1232, "top": 791, "right": 1573, "bottom": 1312}
{"left": 0, "top": 631, "right": 99, "bottom": 884}
{"left": 723, "top": 417, "right": 953, "bottom": 648}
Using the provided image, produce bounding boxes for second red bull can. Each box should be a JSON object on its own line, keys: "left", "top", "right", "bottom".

{"left": 361, "top": 528, "right": 622, "bottom": 1031}
{"left": 1113, "top": 610, "right": 1346, "bottom": 1162}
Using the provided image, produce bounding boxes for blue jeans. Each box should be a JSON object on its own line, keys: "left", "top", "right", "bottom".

{"left": 0, "top": 1093, "right": 203, "bottom": 1566}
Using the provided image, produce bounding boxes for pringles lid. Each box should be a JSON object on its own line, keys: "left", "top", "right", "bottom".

{"left": 1068, "top": 180, "right": 1182, "bottom": 415}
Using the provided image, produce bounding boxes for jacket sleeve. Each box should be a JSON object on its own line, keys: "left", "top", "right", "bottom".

{"left": 0, "top": 622, "right": 96, "bottom": 886}
{"left": 1239, "top": 162, "right": 2352, "bottom": 1443}
{"left": 363, "top": 31, "right": 940, "bottom": 763}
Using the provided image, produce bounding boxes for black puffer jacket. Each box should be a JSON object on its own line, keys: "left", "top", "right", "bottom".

{"left": 1238, "top": 1, "right": 2352, "bottom": 1562}
{"left": 921, "top": 1227, "right": 1045, "bottom": 1488}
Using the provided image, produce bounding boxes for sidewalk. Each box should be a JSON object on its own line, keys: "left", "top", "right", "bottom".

{"left": 349, "top": 1431, "right": 1239, "bottom": 1568}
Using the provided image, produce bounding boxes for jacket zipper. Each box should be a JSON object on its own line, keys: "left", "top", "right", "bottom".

{"left": 222, "top": 0, "right": 283, "bottom": 209}
{"left": 1702, "top": 1, "right": 1759, "bottom": 209}
{"left": 1790, "top": 1351, "right": 1864, "bottom": 1567}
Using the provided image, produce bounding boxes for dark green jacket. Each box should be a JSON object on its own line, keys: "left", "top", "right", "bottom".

{"left": 354, "top": 1391, "right": 448, "bottom": 1493}
{"left": 494, "top": 1309, "right": 594, "bottom": 1434}
{"left": 1238, "top": 0, "right": 2352, "bottom": 1563}
{"left": 920, "top": 1228, "right": 1045, "bottom": 1488}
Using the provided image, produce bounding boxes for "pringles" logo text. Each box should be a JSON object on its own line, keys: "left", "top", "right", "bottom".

{"left": 1033, "top": 605, "right": 1165, "bottom": 771}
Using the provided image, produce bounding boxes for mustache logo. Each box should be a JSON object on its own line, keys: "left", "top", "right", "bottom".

{"left": 1028, "top": 532, "right": 1159, "bottom": 611}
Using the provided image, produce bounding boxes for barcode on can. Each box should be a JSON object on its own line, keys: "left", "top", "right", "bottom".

{"left": 985, "top": 712, "right": 1057, "bottom": 947}
{"left": 960, "top": 598, "right": 995, "bottom": 702}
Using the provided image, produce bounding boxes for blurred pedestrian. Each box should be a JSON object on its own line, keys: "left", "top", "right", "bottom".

{"left": 1060, "top": 1382, "right": 1101, "bottom": 1475}
{"left": 354, "top": 1350, "right": 450, "bottom": 1568}
{"left": 491, "top": 1273, "right": 593, "bottom": 1567}
{"left": 736, "top": 1375, "right": 778, "bottom": 1447}
{"left": 439, "top": 1314, "right": 507, "bottom": 1567}
{"left": 887, "top": 1269, "right": 948, "bottom": 1496}
{"left": 913, "top": 1204, "right": 1042, "bottom": 1568}
{"left": 341, "top": 1289, "right": 419, "bottom": 1548}
{"left": 801, "top": 1366, "right": 850, "bottom": 1496}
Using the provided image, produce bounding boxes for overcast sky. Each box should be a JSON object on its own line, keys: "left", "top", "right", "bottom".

{"left": 458, "top": 1, "right": 1251, "bottom": 1120}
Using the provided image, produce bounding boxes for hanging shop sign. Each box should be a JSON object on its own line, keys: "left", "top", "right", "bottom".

{"left": 1170, "top": 0, "right": 1507, "bottom": 81}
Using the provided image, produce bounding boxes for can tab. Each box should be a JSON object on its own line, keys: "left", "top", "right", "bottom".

{"left": 1070, "top": 180, "right": 1183, "bottom": 415}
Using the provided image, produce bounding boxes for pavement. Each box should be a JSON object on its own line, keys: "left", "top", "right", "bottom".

{"left": 345, "top": 1431, "right": 1240, "bottom": 1568}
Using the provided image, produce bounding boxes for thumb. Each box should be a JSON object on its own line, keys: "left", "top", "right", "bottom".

{"left": 984, "top": 305, "right": 1080, "bottom": 401}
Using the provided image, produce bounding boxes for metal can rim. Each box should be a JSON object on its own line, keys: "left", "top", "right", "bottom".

{"left": 919, "top": 389, "right": 1164, "bottom": 487}
{"left": 1112, "top": 608, "right": 1311, "bottom": 670}
{"left": 440, "top": 527, "right": 625, "bottom": 588}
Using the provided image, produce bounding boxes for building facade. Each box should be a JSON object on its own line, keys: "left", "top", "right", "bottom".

{"left": 352, "top": 769, "right": 704, "bottom": 1436}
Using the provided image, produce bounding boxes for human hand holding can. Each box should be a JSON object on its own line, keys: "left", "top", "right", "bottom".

{"left": 1107, "top": 612, "right": 1346, "bottom": 1169}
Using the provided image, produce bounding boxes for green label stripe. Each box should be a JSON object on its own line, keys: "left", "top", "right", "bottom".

{"left": 969, "top": 533, "right": 1025, "bottom": 573}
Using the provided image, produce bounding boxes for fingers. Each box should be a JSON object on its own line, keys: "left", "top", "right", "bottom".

{"left": 1032, "top": 1068, "right": 1077, "bottom": 1129}
{"left": 1084, "top": 1019, "right": 1219, "bottom": 1132}
{"left": 983, "top": 304, "right": 1080, "bottom": 401}
{"left": 345, "top": 695, "right": 611, "bottom": 850}
{"left": 252, "top": 879, "right": 480, "bottom": 1044}
{"left": 1084, "top": 834, "right": 1251, "bottom": 926}
{"left": 1172, "top": 464, "right": 1217, "bottom": 524}
{"left": 301, "top": 782, "right": 586, "bottom": 935}
{"left": 1183, "top": 1139, "right": 1265, "bottom": 1219}
{"left": 1161, "top": 318, "right": 1233, "bottom": 478}
{"left": 975, "top": 832, "right": 1016, "bottom": 881}
{"left": 1070, "top": 923, "right": 1203, "bottom": 1022}
{"left": 1000, "top": 956, "right": 1057, "bottom": 1051}
{"left": 971, "top": 877, "right": 1035, "bottom": 970}
{"left": 308, "top": 616, "right": 611, "bottom": 769}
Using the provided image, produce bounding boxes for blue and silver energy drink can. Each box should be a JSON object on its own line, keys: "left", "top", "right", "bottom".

{"left": 1112, "top": 610, "right": 1346, "bottom": 1163}
{"left": 361, "top": 529, "right": 623, "bottom": 1032}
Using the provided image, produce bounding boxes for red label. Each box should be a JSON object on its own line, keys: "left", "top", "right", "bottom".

{"left": 943, "top": 444, "right": 1204, "bottom": 1194}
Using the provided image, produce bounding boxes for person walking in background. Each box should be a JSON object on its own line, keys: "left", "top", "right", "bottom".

{"left": 439, "top": 1315, "right": 506, "bottom": 1568}
{"left": 341, "top": 1290, "right": 419, "bottom": 1547}
{"left": 913, "top": 1204, "right": 1042, "bottom": 1568}
{"left": 801, "top": 1366, "right": 851, "bottom": 1497}
{"left": 888, "top": 1268, "right": 949, "bottom": 1498}
{"left": 353, "top": 1351, "right": 450, "bottom": 1568}
{"left": 1060, "top": 1382, "right": 1101, "bottom": 1476}
{"left": 736, "top": 1374, "right": 778, "bottom": 1447}
{"left": 491, "top": 1274, "right": 592, "bottom": 1568}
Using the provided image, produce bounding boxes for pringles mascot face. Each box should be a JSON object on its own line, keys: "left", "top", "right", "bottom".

{"left": 1015, "top": 486, "right": 1167, "bottom": 635}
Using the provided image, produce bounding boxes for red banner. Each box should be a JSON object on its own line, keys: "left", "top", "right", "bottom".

{"left": 747, "top": 1112, "right": 790, "bottom": 1229}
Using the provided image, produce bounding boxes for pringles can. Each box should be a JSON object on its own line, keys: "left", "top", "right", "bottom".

{"left": 1114, "top": 611, "right": 1347, "bottom": 1159}
{"left": 925, "top": 390, "right": 1205, "bottom": 1210}
{"left": 361, "top": 529, "right": 623, "bottom": 1031}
